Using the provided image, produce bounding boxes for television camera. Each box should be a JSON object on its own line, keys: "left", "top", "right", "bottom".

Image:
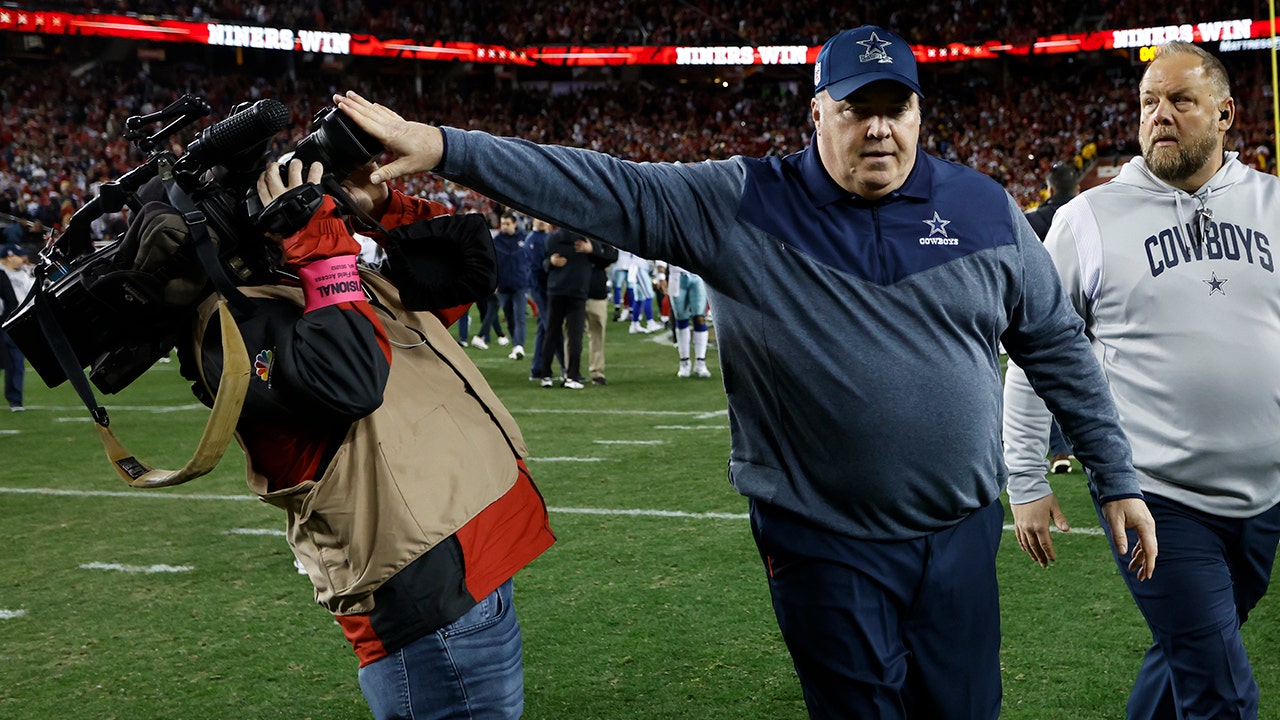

{"left": 1, "top": 94, "right": 382, "bottom": 396}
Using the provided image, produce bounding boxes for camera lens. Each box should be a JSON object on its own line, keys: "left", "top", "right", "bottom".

{"left": 287, "top": 107, "right": 384, "bottom": 180}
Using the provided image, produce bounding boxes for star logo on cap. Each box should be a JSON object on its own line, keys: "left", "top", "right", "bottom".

{"left": 857, "top": 31, "right": 894, "bottom": 64}
{"left": 923, "top": 211, "right": 951, "bottom": 237}
{"left": 1203, "top": 272, "right": 1228, "bottom": 296}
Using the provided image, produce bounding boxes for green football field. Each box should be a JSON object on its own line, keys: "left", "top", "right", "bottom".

{"left": 1, "top": 311, "right": 1276, "bottom": 719}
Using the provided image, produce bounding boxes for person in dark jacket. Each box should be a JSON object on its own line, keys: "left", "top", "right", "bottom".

{"left": 536, "top": 229, "right": 610, "bottom": 388}
{"left": 1024, "top": 161, "right": 1080, "bottom": 240}
{"left": 524, "top": 218, "right": 560, "bottom": 380}
{"left": 481, "top": 211, "right": 529, "bottom": 359}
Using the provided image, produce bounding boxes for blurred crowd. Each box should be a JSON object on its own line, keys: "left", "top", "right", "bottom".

{"left": 29, "top": 1, "right": 1271, "bottom": 46}
{"left": 1, "top": 7, "right": 1278, "bottom": 245}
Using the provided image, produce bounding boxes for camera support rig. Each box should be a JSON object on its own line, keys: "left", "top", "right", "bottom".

{"left": 40, "top": 94, "right": 215, "bottom": 281}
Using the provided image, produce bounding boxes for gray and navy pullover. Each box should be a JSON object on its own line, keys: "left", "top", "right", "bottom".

{"left": 1005, "top": 154, "right": 1280, "bottom": 518}
{"left": 440, "top": 128, "right": 1138, "bottom": 540}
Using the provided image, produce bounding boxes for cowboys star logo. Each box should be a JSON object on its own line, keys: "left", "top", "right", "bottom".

{"left": 1203, "top": 272, "right": 1228, "bottom": 296}
{"left": 857, "top": 32, "right": 894, "bottom": 64}
{"left": 923, "top": 211, "right": 952, "bottom": 237}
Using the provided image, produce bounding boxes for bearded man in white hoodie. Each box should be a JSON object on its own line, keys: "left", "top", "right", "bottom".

{"left": 1003, "top": 41, "right": 1280, "bottom": 719}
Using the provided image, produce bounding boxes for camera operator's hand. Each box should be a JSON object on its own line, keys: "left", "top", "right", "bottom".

{"left": 340, "top": 161, "right": 391, "bottom": 219}
{"left": 255, "top": 158, "right": 361, "bottom": 270}
{"left": 258, "top": 157, "right": 323, "bottom": 207}
{"left": 333, "top": 92, "right": 443, "bottom": 183}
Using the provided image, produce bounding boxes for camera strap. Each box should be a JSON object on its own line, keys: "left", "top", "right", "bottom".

{"left": 99, "top": 297, "right": 251, "bottom": 487}
{"left": 33, "top": 290, "right": 110, "bottom": 428}
{"left": 32, "top": 289, "right": 251, "bottom": 487}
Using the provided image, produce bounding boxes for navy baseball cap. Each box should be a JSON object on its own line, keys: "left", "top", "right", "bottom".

{"left": 814, "top": 26, "right": 923, "bottom": 100}
{"left": 2, "top": 244, "right": 26, "bottom": 258}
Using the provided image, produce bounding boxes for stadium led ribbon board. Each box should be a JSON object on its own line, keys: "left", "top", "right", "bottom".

{"left": 0, "top": 7, "right": 535, "bottom": 64}
{"left": 0, "top": 7, "right": 1273, "bottom": 65}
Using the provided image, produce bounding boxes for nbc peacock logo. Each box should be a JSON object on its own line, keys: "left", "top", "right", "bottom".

{"left": 254, "top": 349, "right": 274, "bottom": 382}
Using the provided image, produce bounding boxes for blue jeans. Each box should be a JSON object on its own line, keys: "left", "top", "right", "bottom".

{"left": 456, "top": 311, "right": 470, "bottom": 344}
{"left": 357, "top": 579, "right": 524, "bottom": 720}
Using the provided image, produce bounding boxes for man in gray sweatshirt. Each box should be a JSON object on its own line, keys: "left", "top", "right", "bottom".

{"left": 335, "top": 25, "right": 1156, "bottom": 719}
{"left": 1003, "top": 41, "right": 1280, "bottom": 719}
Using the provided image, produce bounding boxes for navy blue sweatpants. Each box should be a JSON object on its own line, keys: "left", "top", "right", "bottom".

{"left": 1095, "top": 493, "right": 1280, "bottom": 720}
{"left": 750, "top": 500, "right": 1004, "bottom": 720}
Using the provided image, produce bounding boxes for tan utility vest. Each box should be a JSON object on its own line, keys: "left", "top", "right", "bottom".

{"left": 197, "top": 270, "right": 528, "bottom": 614}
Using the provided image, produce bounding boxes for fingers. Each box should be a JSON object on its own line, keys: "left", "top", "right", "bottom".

{"left": 257, "top": 159, "right": 288, "bottom": 206}
{"left": 257, "top": 159, "right": 324, "bottom": 207}
{"left": 1010, "top": 495, "right": 1065, "bottom": 569}
{"left": 1015, "top": 524, "right": 1056, "bottom": 568}
{"left": 1129, "top": 516, "right": 1158, "bottom": 582}
{"left": 287, "top": 157, "right": 306, "bottom": 187}
{"left": 1105, "top": 511, "right": 1129, "bottom": 557}
{"left": 1052, "top": 507, "right": 1071, "bottom": 533}
{"left": 369, "top": 160, "right": 406, "bottom": 185}
{"left": 305, "top": 160, "right": 324, "bottom": 185}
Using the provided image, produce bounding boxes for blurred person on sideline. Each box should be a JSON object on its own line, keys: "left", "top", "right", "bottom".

{"left": 1003, "top": 41, "right": 1280, "bottom": 720}
{"left": 584, "top": 237, "right": 619, "bottom": 385}
{"left": 1, "top": 244, "right": 33, "bottom": 411}
{"left": 176, "top": 157, "right": 554, "bottom": 719}
{"left": 524, "top": 217, "right": 562, "bottom": 380}
{"left": 535, "top": 229, "right": 610, "bottom": 389}
{"left": 611, "top": 247, "right": 636, "bottom": 321}
{"left": 627, "top": 254, "right": 663, "bottom": 334}
{"left": 661, "top": 262, "right": 712, "bottom": 378}
{"left": 1024, "top": 161, "right": 1082, "bottom": 474}
{"left": 332, "top": 24, "right": 1154, "bottom": 719}
{"left": 491, "top": 211, "right": 529, "bottom": 361}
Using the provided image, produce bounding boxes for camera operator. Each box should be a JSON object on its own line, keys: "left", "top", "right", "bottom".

{"left": 181, "top": 156, "right": 555, "bottom": 720}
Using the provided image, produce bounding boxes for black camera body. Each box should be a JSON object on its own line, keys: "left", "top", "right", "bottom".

{"left": 287, "top": 106, "right": 384, "bottom": 181}
{"left": 1, "top": 95, "right": 382, "bottom": 394}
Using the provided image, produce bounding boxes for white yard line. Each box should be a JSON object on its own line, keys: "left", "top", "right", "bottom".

{"left": 516, "top": 408, "right": 726, "bottom": 417}
{"left": 19, "top": 404, "right": 210, "bottom": 413}
{"left": 0, "top": 609, "right": 27, "bottom": 620}
{"left": 79, "top": 562, "right": 193, "bottom": 574}
{"left": 550, "top": 506, "right": 748, "bottom": 520}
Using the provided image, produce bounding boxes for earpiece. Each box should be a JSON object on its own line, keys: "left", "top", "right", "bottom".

{"left": 1220, "top": 109, "right": 1230, "bottom": 121}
